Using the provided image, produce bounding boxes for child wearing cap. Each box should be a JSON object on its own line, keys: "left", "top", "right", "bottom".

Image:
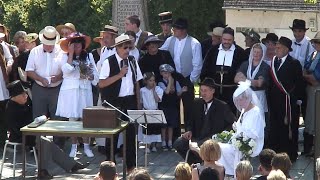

{"left": 158, "top": 64, "right": 187, "bottom": 150}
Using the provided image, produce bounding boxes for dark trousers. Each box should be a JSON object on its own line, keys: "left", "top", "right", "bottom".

{"left": 106, "top": 95, "right": 137, "bottom": 169}
{"left": 173, "top": 137, "right": 202, "bottom": 164}
{"left": 0, "top": 100, "right": 8, "bottom": 148}
{"left": 180, "top": 78, "right": 195, "bottom": 139}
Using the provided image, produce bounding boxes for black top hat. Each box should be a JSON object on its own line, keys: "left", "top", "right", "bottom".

{"left": 199, "top": 78, "right": 216, "bottom": 89}
{"left": 7, "top": 80, "right": 27, "bottom": 97}
{"left": 223, "top": 27, "right": 234, "bottom": 37}
{"left": 158, "top": 12, "right": 172, "bottom": 24}
{"left": 277, "top": 36, "right": 293, "bottom": 52}
{"left": 172, "top": 18, "right": 188, "bottom": 29}
{"left": 289, "top": 19, "right": 309, "bottom": 30}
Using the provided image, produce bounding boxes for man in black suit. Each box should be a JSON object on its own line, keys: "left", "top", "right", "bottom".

{"left": 173, "top": 78, "right": 236, "bottom": 164}
{"left": 200, "top": 27, "right": 247, "bottom": 113}
{"left": 268, "top": 36, "right": 304, "bottom": 162}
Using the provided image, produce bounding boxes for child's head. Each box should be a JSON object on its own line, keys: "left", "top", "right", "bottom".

{"left": 143, "top": 72, "right": 156, "bottom": 88}
{"left": 235, "top": 160, "right": 253, "bottom": 180}
{"left": 259, "top": 149, "right": 276, "bottom": 175}
{"left": 267, "top": 169, "right": 287, "bottom": 180}
{"left": 199, "top": 167, "right": 219, "bottom": 180}
{"left": 271, "top": 153, "right": 292, "bottom": 177}
{"left": 174, "top": 162, "right": 192, "bottom": 180}
{"left": 98, "top": 161, "right": 117, "bottom": 180}
{"left": 199, "top": 140, "right": 221, "bottom": 162}
{"left": 159, "top": 64, "right": 174, "bottom": 80}
{"left": 128, "top": 168, "right": 152, "bottom": 180}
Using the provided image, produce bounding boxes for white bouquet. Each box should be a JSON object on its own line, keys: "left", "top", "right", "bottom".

{"left": 212, "top": 130, "right": 235, "bottom": 143}
{"left": 231, "top": 132, "right": 256, "bottom": 159}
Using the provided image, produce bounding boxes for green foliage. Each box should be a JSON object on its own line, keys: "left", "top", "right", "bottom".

{"left": 147, "top": 0, "right": 225, "bottom": 41}
{"left": 0, "top": 0, "right": 112, "bottom": 47}
{"left": 304, "top": 0, "right": 317, "bottom": 3}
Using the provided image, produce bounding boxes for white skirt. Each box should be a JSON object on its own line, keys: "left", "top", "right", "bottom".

{"left": 56, "top": 88, "right": 93, "bottom": 118}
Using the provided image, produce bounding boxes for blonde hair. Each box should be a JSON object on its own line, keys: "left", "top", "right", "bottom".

{"left": 267, "top": 169, "right": 286, "bottom": 180}
{"left": 235, "top": 160, "right": 253, "bottom": 180}
{"left": 174, "top": 162, "right": 192, "bottom": 180}
{"left": 271, "top": 153, "right": 292, "bottom": 177}
{"left": 199, "top": 140, "right": 221, "bottom": 162}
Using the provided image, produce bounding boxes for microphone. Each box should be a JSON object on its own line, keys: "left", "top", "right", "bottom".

{"left": 120, "top": 59, "right": 128, "bottom": 77}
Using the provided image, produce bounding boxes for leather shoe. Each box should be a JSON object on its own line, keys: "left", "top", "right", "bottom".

{"left": 71, "top": 162, "right": 89, "bottom": 173}
{"left": 38, "top": 169, "right": 53, "bottom": 179}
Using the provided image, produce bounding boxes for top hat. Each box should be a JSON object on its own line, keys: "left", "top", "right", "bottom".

{"left": 262, "top": 33, "right": 278, "bottom": 44}
{"left": 141, "top": 35, "right": 163, "bottom": 50}
{"left": 56, "top": 23, "right": 76, "bottom": 36}
{"left": 7, "top": 80, "right": 27, "bottom": 97}
{"left": 289, "top": 19, "right": 309, "bottom": 30}
{"left": 39, "top": 26, "right": 60, "bottom": 45}
{"left": 277, "top": 36, "right": 293, "bottom": 52}
{"left": 158, "top": 12, "right": 173, "bottom": 24}
{"left": 241, "top": 29, "right": 260, "bottom": 42}
{"left": 172, "top": 18, "right": 188, "bottom": 29}
{"left": 60, "top": 32, "right": 91, "bottom": 52}
{"left": 111, "top": 35, "right": 133, "bottom": 48}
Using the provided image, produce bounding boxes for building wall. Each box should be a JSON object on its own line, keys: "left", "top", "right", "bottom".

{"left": 225, "top": 9, "right": 319, "bottom": 48}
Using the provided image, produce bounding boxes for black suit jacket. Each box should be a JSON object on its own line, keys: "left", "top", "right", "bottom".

{"left": 186, "top": 98, "right": 236, "bottom": 143}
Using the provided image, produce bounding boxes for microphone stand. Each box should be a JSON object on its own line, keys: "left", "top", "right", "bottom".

{"left": 102, "top": 100, "right": 146, "bottom": 169}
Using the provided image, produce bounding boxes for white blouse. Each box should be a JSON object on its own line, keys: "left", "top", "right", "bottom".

{"left": 140, "top": 86, "right": 163, "bottom": 110}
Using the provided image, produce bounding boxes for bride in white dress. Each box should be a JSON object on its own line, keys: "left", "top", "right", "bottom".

{"left": 217, "top": 80, "right": 265, "bottom": 177}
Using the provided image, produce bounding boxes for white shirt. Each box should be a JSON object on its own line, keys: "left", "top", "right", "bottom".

{"left": 290, "top": 35, "right": 314, "bottom": 68}
{"left": 135, "top": 29, "right": 153, "bottom": 46}
{"left": 0, "top": 43, "right": 13, "bottom": 101}
{"left": 216, "top": 44, "right": 236, "bottom": 67}
{"left": 1, "top": 41, "right": 13, "bottom": 66}
{"left": 99, "top": 53, "right": 143, "bottom": 97}
{"left": 205, "top": 101, "right": 213, "bottom": 115}
{"left": 25, "top": 44, "right": 66, "bottom": 87}
{"left": 160, "top": 35, "right": 203, "bottom": 83}
{"left": 140, "top": 86, "right": 163, "bottom": 110}
{"left": 96, "top": 46, "right": 116, "bottom": 73}
{"left": 129, "top": 47, "right": 140, "bottom": 61}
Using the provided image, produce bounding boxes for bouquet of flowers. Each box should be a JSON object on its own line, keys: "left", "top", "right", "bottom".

{"left": 78, "top": 60, "right": 93, "bottom": 80}
{"left": 231, "top": 132, "right": 256, "bottom": 159}
{"left": 212, "top": 130, "right": 234, "bottom": 143}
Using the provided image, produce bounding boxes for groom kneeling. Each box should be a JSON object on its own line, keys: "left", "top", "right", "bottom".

{"left": 173, "top": 78, "right": 236, "bottom": 164}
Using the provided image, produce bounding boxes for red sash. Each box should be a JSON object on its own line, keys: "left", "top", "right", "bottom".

{"left": 270, "top": 57, "right": 292, "bottom": 139}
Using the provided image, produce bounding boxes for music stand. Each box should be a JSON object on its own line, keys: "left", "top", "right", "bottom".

{"left": 127, "top": 110, "right": 167, "bottom": 167}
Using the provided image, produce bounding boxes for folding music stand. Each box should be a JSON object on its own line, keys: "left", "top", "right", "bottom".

{"left": 127, "top": 110, "right": 167, "bottom": 167}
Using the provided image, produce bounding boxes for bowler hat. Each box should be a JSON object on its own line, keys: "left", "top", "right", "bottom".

{"left": 141, "top": 35, "right": 163, "bottom": 50}
{"left": 172, "top": 18, "right": 188, "bottom": 29}
{"left": 7, "top": 80, "right": 27, "bottom": 97}
{"left": 199, "top": 78, "right": 216, "bottom": 89}
{"left": 158, "top": 12, "right": 172, "bottom": 24}
{"left": 277, "top": 36, "right": 293, "bottom": 52}
{"left": 262, "top": 33, "right": 278, "bottom": 44}
{"left": 289, "top": 19, "right": 309, "bottom": 30}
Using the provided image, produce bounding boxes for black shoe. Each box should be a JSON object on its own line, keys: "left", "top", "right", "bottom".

{"left": 71, "top": 162, "right": 89, "bottom": 173}
{"left": 38, "top": 169, "right": 53, "bottom": 179}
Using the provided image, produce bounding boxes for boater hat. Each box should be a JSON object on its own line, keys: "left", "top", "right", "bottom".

{"left": 100, "top": 25, "right": 118, "bottom": 35}
{"left": 158, "top": 11, "right": 172, "bottom": 24}
{"left": 39, "top": 26, "right": 60, "bottom": 45}
{"left": 25, "top": 33, "right": 39, "bottom": 43}
{"left": 56, "top": 22, "right": 76, "bottom": 35}
{"left": 60, "top": 32, "right": 91, "bottom": 52}
{"left": 111, "top": 35, "right": 133, "bottom": 48}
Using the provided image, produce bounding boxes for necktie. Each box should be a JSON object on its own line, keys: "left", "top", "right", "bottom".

{"left": 294, "top": 42, "right": 301, "bottom": 46}
{"left": 107, "top": 47, "right": 114, "bottom": 50}
{"left": 43, "top": 50, "right": 53, "bottom": 53}
{"left": 274, "top": 57, "right": 281, "bottom": 70}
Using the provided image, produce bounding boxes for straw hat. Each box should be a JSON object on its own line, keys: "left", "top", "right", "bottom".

{"left": 311, "top": 31, "right": 320, "bottom": 43}
{"left": 100, "top": 25, "right": 118, "bottom": 35}
{"left": 56, "top": 23, "right": 76, "bottom": 36}
{"left": 207, "top": 27, "right": 225, "bottom": 37}
{"left": 111, "top": 35, "right": 133, "bottom": 48}
{"left": 60, "top": 32, "right": 91, "bottom": 52}
{"left": 93, "top": 31, "right": 104, "bottom": 43}
{"left": 25, "top": 33, "right": 39, "bottom": 43}
{"left": 39, "top": 26, "right": 60, "bottom": 45}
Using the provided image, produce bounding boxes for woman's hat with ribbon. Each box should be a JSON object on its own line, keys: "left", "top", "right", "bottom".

{"left": 60, "top": 32, "right": 91, "bottom": 52}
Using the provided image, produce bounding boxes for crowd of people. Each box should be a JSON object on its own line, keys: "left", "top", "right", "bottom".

{"left": 0, "top": 11, "right": 319, "bottom": 179}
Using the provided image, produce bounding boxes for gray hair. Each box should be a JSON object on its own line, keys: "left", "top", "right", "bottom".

{"left": 13, "top": 31, "right": 27, "bottom": 45}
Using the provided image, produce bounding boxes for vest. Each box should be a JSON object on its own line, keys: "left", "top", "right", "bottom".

{"left": 137, "top": 31, "right": 149, "bottom": 50}
{"left": 168, "top": 36, "right": 193, "bottom": 77}
{"left": 100, "top": 55, "right": 137, "bottom": 105}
